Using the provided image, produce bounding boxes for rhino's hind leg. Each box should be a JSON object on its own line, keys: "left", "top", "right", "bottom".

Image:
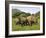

{"left": 31, "top": 21, "right": 34, "bottom": 26}
{"left": 30, "top": 22, "right": 32, "bottom": 26}
{"left": 28, "top": 21, "right": 31, "bottom": 26}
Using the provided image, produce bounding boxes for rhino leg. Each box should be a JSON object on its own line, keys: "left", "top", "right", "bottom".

{"left": 28, "top": 21, "right": 31, "bottom": 25}
{"left": 26, "top": 20, "right": 29, "bottom": 25}
{"left": 31, "top": 21, "right": 34, "bottom": 26}
{"left": 15, "top": 21, "right": 20, "bottom": 25}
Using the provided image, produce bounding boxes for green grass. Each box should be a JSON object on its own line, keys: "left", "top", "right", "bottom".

{"left": 12, "top": 18, "right": 40, "bottom": 31}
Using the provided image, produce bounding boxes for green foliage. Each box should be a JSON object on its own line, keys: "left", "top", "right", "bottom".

{"left": 12, "top": 12, "right": 21, "bottom": 18}
{"left": 12, "top": 18, "right": 40, "bottom": 31}
{"left": 12, "top": 11, "right": 31, "bottom": 18}
{"left": 26, "top": 13, "right": 31, "bottom": 16}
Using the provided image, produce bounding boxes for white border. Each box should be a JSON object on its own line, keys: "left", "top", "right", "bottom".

{"left": 9, "top": 4, "right": 43, "bottom": 35}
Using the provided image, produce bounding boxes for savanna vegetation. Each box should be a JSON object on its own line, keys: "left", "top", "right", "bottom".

{"left": 12, "top": 9, "right": 40, "bottom": 31}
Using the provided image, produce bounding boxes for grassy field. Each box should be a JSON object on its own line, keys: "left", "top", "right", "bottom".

{"left": 12, "top": 18, "right": 40, "bottom": 31}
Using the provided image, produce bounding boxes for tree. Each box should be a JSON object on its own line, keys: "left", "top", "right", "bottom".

{"left": 26, "top": 13, "right": 31, "bottom": 16}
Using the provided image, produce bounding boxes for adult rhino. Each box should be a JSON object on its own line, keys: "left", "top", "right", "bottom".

{"left": 14, "top": 18, "right": 20, "bottom": 25}
{"left": 19, "top": 16, "right": 27, "bottom": 25}
{"left": 27, "top": 15, "right": 38, "bottom": 26}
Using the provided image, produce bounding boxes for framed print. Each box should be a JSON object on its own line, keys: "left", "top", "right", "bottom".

{"left": 5, "top": 1, "right": 45, "bottom": 37}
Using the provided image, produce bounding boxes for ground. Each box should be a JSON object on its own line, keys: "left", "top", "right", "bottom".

{"left": 12, "top": 18, "right": 40, "bottom": 31}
